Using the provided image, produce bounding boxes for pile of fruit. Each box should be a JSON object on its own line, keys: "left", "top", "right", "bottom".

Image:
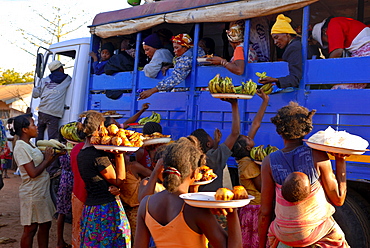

{"left": 37, "top": 139, "right": 66, "bottom": 153}
{"left": 208, "top": 74, "right": 257, "bottom": 95}
{"left": 208, "top": 72, "right": 274, "bottom": 95}
{"left": 250, "top": 144, "right": 279, "bottom": 161}
{"left": 90, "top": 123, "right": 144, "bottom": 147}
{"left": 60, "top": 122, "right": 84, "bottom": 142}
{"left": 138, "top": 111, "right": 161, "bottom": 125}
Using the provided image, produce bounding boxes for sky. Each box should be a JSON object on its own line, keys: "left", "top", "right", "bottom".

{"left": 0, "top": 0, "right": 132, "bottom": 73}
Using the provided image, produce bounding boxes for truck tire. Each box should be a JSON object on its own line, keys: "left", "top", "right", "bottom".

{"left": 333, "top": 188, "right": 370, "bottom": 248}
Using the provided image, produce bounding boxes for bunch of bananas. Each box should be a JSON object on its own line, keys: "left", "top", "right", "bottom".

{"left": 250, "top": 144, "right": 279, "bottom": 161}
{"left": 208, "top": 74, "right": 257, "bottom": 95}
{"left": 138, "top": 111, "right": 161, "bottom": 125}
{"left": 260, "top": 83, "right": 273, "bottom": 95}
{"left": 256, "top": 71, "right": 267, "bottom": 79}
{"left": 256, "top": 71, "right": 273, "bottom": 95}
{"left": 60, "top": 122, "right": 84, "bottom": 142}
{"left": 37, "top": 139, "right": 66, "bottom": 152}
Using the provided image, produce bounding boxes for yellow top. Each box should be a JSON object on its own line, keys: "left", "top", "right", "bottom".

{"left": 236, "top": 156, "right": 261, "bottom": 205}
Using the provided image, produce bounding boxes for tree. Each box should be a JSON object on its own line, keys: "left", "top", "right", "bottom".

{"left": 11, "top": 4, "right": 89, "bottom": 57}
{"left": 0, "top": 69, "right": 34, "bottom": 85}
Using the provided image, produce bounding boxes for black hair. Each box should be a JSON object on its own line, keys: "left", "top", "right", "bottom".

{"left": 104, "top": 117, "right": 120, "bottom": 127}
{"left": 77, "top": 110, "right": 105, "bottom": 140}
{"left": 271, "top": 101, "right": 316, "bottom": 140}
{"left": 162, "top": 136, "right": 206, "bottom": 193}
{"left": 143, "top": 122, "right": 162, "bottom": 135}
{"left": 200, "top": 37, "right": 216, "bottom": 55}
{"left": 190, "top": 128, "right": 210, "bottom": 153}
{"left": 231, "top": 135, "right": 249, "bottom": 160}
{"left": 322, "top": 16, "right": 335, "bottom": 30}
{"left": 281, "top": 172, "right": 311, "bottom": 203}
{"left": 7, "top": 113, "right": 33, "bottom": 136}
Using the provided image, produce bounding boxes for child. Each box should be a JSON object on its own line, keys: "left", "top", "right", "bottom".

{"left": 7, "top": 113, "right": 61, "bottom": 248}
{"left": 134, "top": 136, "right": 243, "bottom": 248}
{"left": 0, "top": 143, "right": 12, "bottom": 178}
{"left": 89, "top": 42, "right": 115, "bottom": 75}
{"left": 230, "top": 90, "right": 269, "bottom": 248}
{"left": 281, "top": 172, "right": 311, "bottom": 203}
{"left": 191, "top": 98, "right": 240, "bottom": 192}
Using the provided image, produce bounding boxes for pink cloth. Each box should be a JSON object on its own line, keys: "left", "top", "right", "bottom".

{"left": 268, "top": 180, "right": 349, "bottom": 248}
{"left": 238, "top": 204, "right": 260, "bottom": 248}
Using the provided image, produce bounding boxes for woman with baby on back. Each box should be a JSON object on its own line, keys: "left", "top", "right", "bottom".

{"left": 134, "top": 136, "right": 242, "bottom": 248}
{"left": 258, "top": 101, "right": 350, "bottom": 248}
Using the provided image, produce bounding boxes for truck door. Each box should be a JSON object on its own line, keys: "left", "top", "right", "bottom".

{"left": 31, "top": 44, "right": 82, "bottom": 139}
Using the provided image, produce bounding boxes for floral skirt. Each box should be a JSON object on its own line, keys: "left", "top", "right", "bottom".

{"left": 238, "top": 204, "right": 261, "bottom": 248}
{"left": 80, "top": 196, "right": 131, "bottom": 248}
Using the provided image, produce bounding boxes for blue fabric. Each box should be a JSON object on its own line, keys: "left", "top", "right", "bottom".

{"left": 269, "top": 145, "right": 319, "bottom": 185}
{"left": 92, "top": 60, "right": 108, "bottom": 75}
{"left": 156, "top": 46, "right": 205, "bottom": 91}
{"left": 49, "top": 71, "right": 68, "bottom": 83}
{"left": 277, "top": 38, "right": 302, "bottom": 88}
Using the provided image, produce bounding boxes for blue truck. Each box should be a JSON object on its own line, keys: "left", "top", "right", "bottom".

{"left": 32, "top": 0, "right": 370, "bottom": 246}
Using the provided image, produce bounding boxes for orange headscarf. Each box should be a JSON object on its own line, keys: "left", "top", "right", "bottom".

{"left": 171, "top": 34, "right": 194, "bottom": 48}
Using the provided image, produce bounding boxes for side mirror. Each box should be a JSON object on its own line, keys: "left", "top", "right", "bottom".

{"left": 36, "top": 53, "right": 44, "bottom": 78}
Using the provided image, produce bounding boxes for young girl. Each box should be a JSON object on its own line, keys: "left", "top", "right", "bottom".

{"left": 8, "top": 113, "right": 60, "bottom": 248}
{"left": 76, "top": 110, "right": 131, "bottom": 247}
{"left": 135, "top": 136, "right": 243, "bottom": 248}
{"left": 230, "top": 90, "right": 268, "bottom": 248}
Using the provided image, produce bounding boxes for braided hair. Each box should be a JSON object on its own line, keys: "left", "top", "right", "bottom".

{"left": 77, "top": 110, "right": 105, "bottom": 140}
{"left": 162, "top": 136, "right": 206, "bottom": 193}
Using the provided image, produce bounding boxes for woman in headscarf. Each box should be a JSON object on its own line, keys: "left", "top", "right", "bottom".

{"left": 207, "top": 20, "right": 258, "bottom": 75}
{"left": 258, "top": 14, "right": 302, "bottom": 89}
{"left": 142, "top": 33, "right": 173, "bottom": 78}
{"left": 139, "top": 33, "right": 205, "bottom": 99}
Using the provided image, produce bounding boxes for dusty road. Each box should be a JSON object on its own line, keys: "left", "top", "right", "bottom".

{"left": 0, "top": 170, "right": 72, "bottom": 247}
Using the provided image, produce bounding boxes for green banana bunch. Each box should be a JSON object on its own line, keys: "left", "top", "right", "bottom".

{"left": 60, "top": 122, "right": 84, "bottom": 142}
{"left": 250, "top": 145, "right": 267, "bottom": 161}
{"left": 208, "top": 74, "right": 222, "bottom": 94}
{"left": 138, "top": 111, "right": 161, "bottom": 125}
{"left": 264, "top": 145, "right": 279, "bottom": 155}
{"left": 241, "top": 79, "right": 257, "bottom": 95}
{"left": 260, "top": 83, "right": 273, "bottom": 95}
{"left": 256, "top": 71, "right": 267, "bottom": 79}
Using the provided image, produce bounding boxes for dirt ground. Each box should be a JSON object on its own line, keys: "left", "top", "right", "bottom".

{"left": 0, "top": 169, "right": 72, "bottom": 248}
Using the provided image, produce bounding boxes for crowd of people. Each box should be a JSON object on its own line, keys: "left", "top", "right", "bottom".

{"left": 5, "top": 87, "right": 352, "bottom": 247}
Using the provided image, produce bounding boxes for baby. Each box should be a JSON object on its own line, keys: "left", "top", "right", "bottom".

{"left": 89, "top": 42, "right": 115, "bottom": 75}
{"left": 281, "top": 171, "right": 311, "bottom": 203}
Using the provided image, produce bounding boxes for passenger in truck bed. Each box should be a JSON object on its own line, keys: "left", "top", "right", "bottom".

{"left": 207, "top": 20, "right": 258, "bottom": 75}
{"left": 258, "top": 14, "right": 303, "bottom": 90}
{"left": 104, "top": 36, "right": 135, "bottom": 75}
{"left": 89, "top": 42, "right": 114, "bottom": 75}
{"left": 138, "top": 33, "right": 205, "bottom": 100}
{"left": 312, "top": 16, "right": 370, "bottom": 89}
{"left": 142, "top": 33, "right": 173, "bottom": 78}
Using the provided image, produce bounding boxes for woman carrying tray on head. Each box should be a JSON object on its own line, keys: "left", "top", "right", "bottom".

{"left": 258, "top": 101, "right": 350, "bottom": 248}
{"left": 135, "top": 136, "right": 242, "bottom": 248}
{"left": 76, "top": 110, "right": 131, "bottom": 247}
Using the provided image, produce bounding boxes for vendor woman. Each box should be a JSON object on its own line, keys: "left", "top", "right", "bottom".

{"left": 259, "top": 14, "right": 302, "bottom": 89}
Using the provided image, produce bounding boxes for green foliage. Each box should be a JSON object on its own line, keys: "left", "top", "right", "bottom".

{"left": 0, "top": 69, "right": 33, "bottom": 85}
